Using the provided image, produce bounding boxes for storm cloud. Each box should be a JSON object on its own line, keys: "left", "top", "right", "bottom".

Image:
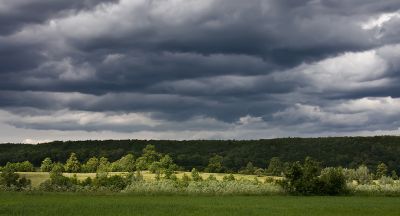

{"left": 1, "top": 0, "right": 400, "bottom": 143}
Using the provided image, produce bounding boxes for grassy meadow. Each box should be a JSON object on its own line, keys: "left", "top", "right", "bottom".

{"left": 1, "top": 192, "right": 400, "bottom": 216}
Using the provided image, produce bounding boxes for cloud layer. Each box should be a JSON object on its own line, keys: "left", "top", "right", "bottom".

{"left": 1, "top": 0, "right": 400, "bottom": 143}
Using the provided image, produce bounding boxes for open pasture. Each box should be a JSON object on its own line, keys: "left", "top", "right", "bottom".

{"left": 1, "top": 193, "right": 400, "bottom": 216}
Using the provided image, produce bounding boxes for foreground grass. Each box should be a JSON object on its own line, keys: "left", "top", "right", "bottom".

{"left": 1, "top": 193, "right": 400, "bottom": 216}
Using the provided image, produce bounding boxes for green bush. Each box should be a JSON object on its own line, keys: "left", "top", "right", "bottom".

{"left": 0, "top": 166, "right": 31, "bottom": 190}
{"left": 223, "top": 174, "right": 236, "bottom": 182}
{"left": 93, "top": 173, "right": 130, "bottom": 191}
{"left": 191, "top": 168, "right": 203, "bottom": 181}
{"left": 280, "top": 159, "right": 321, "bottom": 195}
{"left": 319, "top": 167, "right": 348, "bottom": 195}
{"left": 280, "top": 158, "right": 348, "bottom": 195}
{"left": 180, "top": 173, "right": 191, "bottom": 187}
{"left": 39, "top": 170, "right": 133, "bottom": 192}
{"left": 3, "top": 161, "right": 34, "bottom": 172}
{"left": 40, "top": 165, "right": 87, "bottom": 191}
{"left": 207, "top": 174, "right": 217, "bottom": 181}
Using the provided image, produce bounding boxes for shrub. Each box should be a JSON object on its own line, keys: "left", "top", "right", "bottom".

{"left": 207, "top": 174, "right": 217, "bottom": 181}
{"left": 223, "top": 174, "right": 235, "bottom": 181}
{"left": 186, "top": 180, "right": 281, "bottom": 195}
{"left": 348, "top": 183, "right": 400, "bottom": 196}
{"left": 378, "top": 176, "right": 394, "bottom": 185}
{"left": 319, "top": 167, "right": 348, "bottom": 195}
{"left": 132, "top": 171, "right": 144, "bottom": 182}
{"left": 280, "top": 158, "right": 348, "bottom": 195}
{"left": 123, "top": 179, "right": 283, "bottom": 196}
{"left": 180, "top": 173, "right": 191, "bottom": 187}
{"left": 191, "top": 168, "right": 203, "bottom": 181}
{"left": 169, "top": 173, "right": 178, "bottom": 181}
{"left": 124, "top": 179, "right": 181, "bottom": 195}
{"left": 39, "top": 165, "right": 77, "bottom": 191}
{"left": 280, "top": 160, "right": 320, "bottom": 195}
{"left": 81, "top": 177, "right": 93, "bottom": 186}
{"left": 4, "top": 161, "right": 34, "bottom": 172}
{"left": 93, "top": 173, "right": 129, "bottom": 191}
{"left": 39, "top": 170, "right": 132, "bottom": 192}
{"left": 49, "top": 169, "right": 74, "bottom": 187}
{"left": 254, "top": 168, "right": 265, "bottom": 177}
{"left": 264, "top": 177, "right": 276, "bottom": 184}
{"left": 0, "top": 166, "right": 31, "bottom": 190}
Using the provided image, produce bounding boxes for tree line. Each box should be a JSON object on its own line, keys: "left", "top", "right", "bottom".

{"left": 1, "top": 136, "right": 400, "bottom": 173}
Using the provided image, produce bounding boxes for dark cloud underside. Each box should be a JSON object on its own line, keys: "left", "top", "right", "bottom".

{"left": 1, "top": 0, "right": 400, "bottom": 142}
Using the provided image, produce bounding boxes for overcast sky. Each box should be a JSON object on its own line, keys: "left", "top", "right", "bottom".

{"left": 1, "top": 0, "right": 400, "bottom": 143}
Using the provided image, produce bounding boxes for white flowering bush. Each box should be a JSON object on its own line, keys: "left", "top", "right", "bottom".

{"left": 348, "top": 182, "right": 400, "bottom": 196}
{"left": 123, "top": 179, "right": 283, "bottom": 195}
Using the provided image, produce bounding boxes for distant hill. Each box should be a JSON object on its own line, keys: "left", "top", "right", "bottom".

{"left": 1, "top": 136, "right": 400, "bottom": 172}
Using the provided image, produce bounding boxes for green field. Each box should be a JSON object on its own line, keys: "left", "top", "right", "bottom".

{"left": 0, "top": 193, "right": 399, "bottom": 216}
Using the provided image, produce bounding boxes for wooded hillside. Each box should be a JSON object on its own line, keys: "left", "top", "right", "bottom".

{"left": 1, "top": 136, "right": 399, "bottom": 172}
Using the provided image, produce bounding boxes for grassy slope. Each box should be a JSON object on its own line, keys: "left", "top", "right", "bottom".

{"left": 17, "top": 172, "right": 275, "bottom": 188}
{"left": 1, "top": 193, "right": 400, "bottom": 216}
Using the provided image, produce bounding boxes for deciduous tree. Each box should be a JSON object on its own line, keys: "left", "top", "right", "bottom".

{"left": 64, "top": 153, "right": 81, "bottom": 173}
{"left": 40, "top": 157, "right": 53, "bottom": 172}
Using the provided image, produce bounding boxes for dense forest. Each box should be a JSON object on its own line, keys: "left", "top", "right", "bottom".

{"left": 1, "top": 136, "right": 400, "bottom": 172}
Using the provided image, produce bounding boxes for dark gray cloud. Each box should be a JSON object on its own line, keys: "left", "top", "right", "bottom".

{"left": 0, "top": 0, "right": 118, "bottom": 35}
{"left": 1, "top": 0, "right": 400, "bottom": 141}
